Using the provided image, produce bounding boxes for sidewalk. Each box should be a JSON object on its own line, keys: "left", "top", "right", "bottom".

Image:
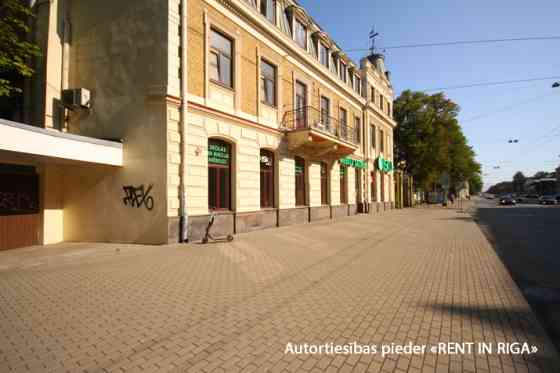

{"left": 0, "top": 207, "right": 558, "bottom": 372}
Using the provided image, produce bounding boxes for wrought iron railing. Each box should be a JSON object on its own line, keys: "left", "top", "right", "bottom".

{"left": 281, "top": 106, "right": 358, "bottom": 145}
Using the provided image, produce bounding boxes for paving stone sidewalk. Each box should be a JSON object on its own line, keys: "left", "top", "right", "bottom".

{"left": 0, "top": 206, "right": 559, "bottom": 372}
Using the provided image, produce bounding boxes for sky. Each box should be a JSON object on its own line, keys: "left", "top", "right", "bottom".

{"left": 298, "top": 0, "right": 560, "bottom": 190}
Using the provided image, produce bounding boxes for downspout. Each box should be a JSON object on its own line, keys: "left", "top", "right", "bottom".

{"left": 179, "top": 0, "right": 189, "bottom": 242}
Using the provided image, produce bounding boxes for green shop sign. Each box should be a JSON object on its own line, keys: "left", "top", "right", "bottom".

{"left": 339, "top": 158, "right": 367, "bottom": 169}
{"left": 377, "top": 156, "right": 393, "bottom": 173}
{"left": 208, "top": 144, "right": 230, "bottom": 165}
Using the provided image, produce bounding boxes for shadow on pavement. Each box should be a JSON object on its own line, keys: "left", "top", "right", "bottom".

{"left": 474, "top": 205, "right": 560, "bottom": 353}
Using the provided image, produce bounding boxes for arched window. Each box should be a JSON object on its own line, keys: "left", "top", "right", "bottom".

{"left": 295, "top": 157, "right": 306, "bottom": 206}
{"left": 208, "top": 139, "right": 232, "bottom": 210}
{"left": 260, "top": 149, "right": 274, "bottom": 208}
{"left": 340, "top": 165, "right": 348, "bottom": 204}
{"left": 320, "top": 162, "right": 329, "bottom": 205}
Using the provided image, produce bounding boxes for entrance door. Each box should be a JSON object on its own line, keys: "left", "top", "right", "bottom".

{"left": 0, "top": 165, "right": 40, "bottom": 250}
{"left": 295, "top": 81, "right": 307, "bottom": 129}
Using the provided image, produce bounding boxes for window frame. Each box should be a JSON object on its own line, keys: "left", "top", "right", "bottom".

{"left": 295, "top": 157, "right": 307, "bottom": 206}
{"left": 209, "top": 28, "right": 234, "bottom": 89}
{"left": 340, "top": 165, "right": 348, "bottom": 204}
{"left": 318, "top": 42, "right": 329, "bottom": 68}
{"left": 260, "top": 149, "right": 275, "bottom": 208}
{"left": 260, "top": 58, "right": 277, "bottom": 107}
{"left": 339, "top": 61, "right": 347, "bottom": 83}
{"left": 355, "top": 116, "right": 361, "bottom": 143}
{"left": 259, "top": 0, "right": 276, "bottom": 24}
{"left": 208, "top": 138, "right": 232, "bottom": 211}
{"left": 320, "top": 95, "right": 330, "bottom": 127}
{"left": 320, "top": 162, "right": 329, "bottom": 205}
{"left": 294, "top": 18, "right": 307, "bottom": 50}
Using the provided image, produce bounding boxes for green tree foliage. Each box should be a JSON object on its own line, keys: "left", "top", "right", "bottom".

{"left": 487, "top": 181, "right": 513, "bottom": 195}
{"left": 0, "top": 0, "right": 41, "bottom": 97}
{"left": 394, "top": 90, "right": 481, "bottom": 193}
{"left": 512, "top": 171, "right": 526, "bottom": 193}
{"left": 469, "top": 173, "right": 483, "bottom": 195}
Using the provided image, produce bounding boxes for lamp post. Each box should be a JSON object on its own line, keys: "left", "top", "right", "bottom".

{"left": 553, "top": 82, "right": 560, "bottom": 88}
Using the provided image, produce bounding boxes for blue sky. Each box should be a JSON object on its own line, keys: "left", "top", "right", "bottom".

{"left": 298, "top": 0, "right": 560, "bottom": 189}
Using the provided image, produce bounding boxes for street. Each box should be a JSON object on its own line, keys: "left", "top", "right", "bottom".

{"left": 475, "top": 197, "right": 560, "bottom": 354}
{"left": 1, "top": 205, "right": 559, "bottom": 372}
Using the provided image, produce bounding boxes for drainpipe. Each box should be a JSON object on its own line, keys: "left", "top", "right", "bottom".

{"left": 179, "top": 0, "right": 189, "bottom": 242}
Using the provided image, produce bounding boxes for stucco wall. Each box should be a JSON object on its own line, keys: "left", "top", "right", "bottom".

{"left": 61, "top": 0, "right": 172, "bottom": 244}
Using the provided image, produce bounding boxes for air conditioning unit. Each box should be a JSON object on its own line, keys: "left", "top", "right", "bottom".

{"left": 62, "top": 88, "right": 91, "bottom": 109}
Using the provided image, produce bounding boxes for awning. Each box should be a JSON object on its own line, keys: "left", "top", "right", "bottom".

{"left": 0, "top": 119, "right": 123, "bottom": 166}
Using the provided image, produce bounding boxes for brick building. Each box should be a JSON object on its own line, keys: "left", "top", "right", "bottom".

{"left": 0, "top": 0, "right": 397, "bottom": 248}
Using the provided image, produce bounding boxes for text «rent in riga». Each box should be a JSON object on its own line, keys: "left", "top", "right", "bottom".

{"left": 284, "top": 342, "right": 539, "bottom": 356}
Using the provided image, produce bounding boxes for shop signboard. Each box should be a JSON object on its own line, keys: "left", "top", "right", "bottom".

{"left": 208, "top": 143, "right": 230, "bottom": 165}
{"left": 377, "top": 156, "right": 393, "bottom": 173}
{"left": 340, "top": 157, "right": 367, "bottom": 169}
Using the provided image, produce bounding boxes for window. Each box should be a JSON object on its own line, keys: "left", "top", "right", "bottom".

{"left": 330, "top": 55, "right": 338, "bottom": 74}
{"left": 319, "top": 42, "right": 329, "bottom": 67}
{"left": 380, "top": 95, "right": 384, "bottom": 111}
{"left": 387, "top": 102, "right": 392, "bottom": 117}
{"left": 209, "top": 29, "right": 233, "bottom": 88}
{"left": 340, "top": 108, "right": 348, "bottom": 139}
{"left": 294, "top": 18, "right": 307, "bottom": 49}
{"left": 355, "top": 77, "right": 361, "bottom": 95}
{"left": 370, "top": 86, "right": 375, "bottom": 103}
{"left": 320, "top": 162, "right": 329, "bottom": 205}
{"left": 370, "top": 171, "right": 377, "bottom": 202}
{"left": 295, "top": 157, "right": 306, "bottom": 206}
{"left": 295, "top": 81, "right": 307, "bottom": 129}
{"left": 355, "top": 116, "right": 361, "bottom": 143}
{"left": 370, "top": 124, "right": 376, "bottom": 149}
{"left": 340, "top": 165, "right": 348, "bottom": 204}
{"left": 208, "top": 139, "right": 232, "bottom": 210}
{"left": 260, "top": 149, "right": 274, "bottom": 208}
{"left": 320, "top": 96, "right": 330, "bottom": 128}
{"left": 340, "top": 62, "right": 347, "bottom": 83}
{"left": 349, "top": 74, "right": 354, "bottom": 88}
{"left": 260, "top": 59, "right": 276, "bottom": 107}
{"left": 260, "top": 0, "right": 276, "bottom": 24}
{"left": 379, "top": 128, "right": 384, "bottom": 153}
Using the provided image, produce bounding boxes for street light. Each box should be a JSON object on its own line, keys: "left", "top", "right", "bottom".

{"left": 508, "top": 139, "right": 519, "bottom": 143}
{"left": 553, "top": 82, "right": 560, "bottom": 88}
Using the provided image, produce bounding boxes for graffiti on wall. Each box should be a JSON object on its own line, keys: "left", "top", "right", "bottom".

{"left": 122, "top": 184, "right": 154, "bottom": 211}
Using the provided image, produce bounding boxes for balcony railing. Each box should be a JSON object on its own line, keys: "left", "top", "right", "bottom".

{"left": 282, "top": 106, "right": 358, "bottom": 145}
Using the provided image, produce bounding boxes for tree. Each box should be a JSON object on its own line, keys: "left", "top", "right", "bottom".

{"left": 393, "top": 90, "right": 482, "bottom": 193}
{"left": 533, "top": 171, "right": 548, "bottom": 179}
{"left": 0, "top": 0, "right": 41, "bottom": 97}
{"left": 512, "top": 171, "right": 526, "bottom": 193}
{"left": 469, "top": 173, "right": 483, "bottom": 195}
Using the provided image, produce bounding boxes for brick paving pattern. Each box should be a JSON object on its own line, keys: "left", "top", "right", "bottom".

{"left": 0, "top": 206, "right": 559, "bottom": 372}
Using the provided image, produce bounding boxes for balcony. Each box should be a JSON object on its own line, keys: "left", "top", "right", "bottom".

{"left": 281, "top": 106, "right": 359, "bottom": 159}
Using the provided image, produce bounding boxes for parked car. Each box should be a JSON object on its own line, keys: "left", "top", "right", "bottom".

{"left": 539, "top": 195, "right": 558, "bottom": 205}
{"left": 498, "top": 195, "right": 516, "bottom": 206}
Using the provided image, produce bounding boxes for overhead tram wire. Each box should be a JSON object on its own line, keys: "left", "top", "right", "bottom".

{"left": 422, "top": 76, "right": 560, "bottom": 93}
{"left": 345, "top": 36, "right": 560, "bottom": 52}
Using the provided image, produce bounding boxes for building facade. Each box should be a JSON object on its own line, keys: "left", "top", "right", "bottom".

{"left": 0, "top": 0, "right": 397, "bottom": 248}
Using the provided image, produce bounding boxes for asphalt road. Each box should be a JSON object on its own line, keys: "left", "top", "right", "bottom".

{"left": 474, "top": 197, "right": 560, "bottom": 350}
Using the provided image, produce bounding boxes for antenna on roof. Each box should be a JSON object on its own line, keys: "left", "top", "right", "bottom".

{"left": 369, "top": 26, "right": 379, "bottom": 55}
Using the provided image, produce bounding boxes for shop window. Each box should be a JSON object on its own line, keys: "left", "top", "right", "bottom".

{"left": 209, "top": 29, "right": 233, "bottom": 88}
{"left": 295, "top": 157, "right": 306, "bottom": 206}
{"left": 340, "top": 165, "right": 348, "bottom": 204}
{"left": 320, "top": 162, "right": 329, "bottom": 205}
{"left": 260, "top": 149, "right": 275, "bottom": 208}
{"left": 208, "top": 139, "right": 232, "bottom": 210}
{"left": 370, "top": 171, "right": 377, "bottom": 202}
{"left": 260, "top": 59, "right": 277, "bottom": 107}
